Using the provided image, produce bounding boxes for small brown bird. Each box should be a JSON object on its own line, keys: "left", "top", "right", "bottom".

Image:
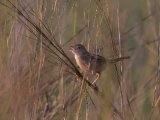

{"left": 70, "top": 44, "right": 129, "bottom": 84}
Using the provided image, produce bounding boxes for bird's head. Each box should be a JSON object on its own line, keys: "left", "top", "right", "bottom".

{"left": 70, "top": 44, "right": 88, "bottom": 56}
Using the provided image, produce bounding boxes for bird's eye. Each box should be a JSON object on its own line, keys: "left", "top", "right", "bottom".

{"left": 77, "top": 46, "right": 81, "bottom": 49}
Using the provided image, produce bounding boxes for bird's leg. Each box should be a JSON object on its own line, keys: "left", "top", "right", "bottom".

{"left": 92, "top": 73, "right": 100, "bottom": 85}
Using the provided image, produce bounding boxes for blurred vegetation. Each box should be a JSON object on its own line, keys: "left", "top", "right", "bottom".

{"left": 0, "top": 0, "right": 160, "bottom": 120}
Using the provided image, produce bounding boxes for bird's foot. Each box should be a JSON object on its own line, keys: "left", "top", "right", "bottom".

{"left": 91, "top": 80, "right": 96, "bottom": 85}
{"left": 91, "top": 81, "right": 98, "bottom": 89}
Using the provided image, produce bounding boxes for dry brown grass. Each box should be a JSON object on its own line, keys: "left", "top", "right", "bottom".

{"left": 0, "top": 0, "right": 160, "bottom": 120}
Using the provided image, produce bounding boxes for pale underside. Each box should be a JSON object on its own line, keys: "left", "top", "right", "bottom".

{"left": 74, "top": 54, "right": 106, "bottom": 74}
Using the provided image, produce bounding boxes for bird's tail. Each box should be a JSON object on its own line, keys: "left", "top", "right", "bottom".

{"left": 108, "top": 56, "right": 130, "bottom": 63}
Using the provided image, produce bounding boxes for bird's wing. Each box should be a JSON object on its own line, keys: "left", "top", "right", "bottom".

{"left": 75, "top": 54, "right": 91, "bottom": 72}
{"left": 91, "top": 54, "right": 106, "bottom": 63}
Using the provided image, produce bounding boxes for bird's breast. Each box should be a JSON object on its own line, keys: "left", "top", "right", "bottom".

{"left": 75, "top": 55, "right": 89, "bottom": 72}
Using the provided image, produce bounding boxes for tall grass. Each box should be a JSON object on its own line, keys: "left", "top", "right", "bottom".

{"left": 0, "top": 0, "right": 160, "bottom": 120}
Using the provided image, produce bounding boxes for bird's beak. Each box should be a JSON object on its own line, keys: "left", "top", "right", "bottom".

{"left": 69, "top": 45, "right": 75, "bottom": 52}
